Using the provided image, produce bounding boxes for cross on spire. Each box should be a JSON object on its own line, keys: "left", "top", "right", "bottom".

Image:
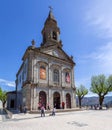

{"left": 31, "top": 39, "right": 35, "bottom": 46}
{"left": 49, "top": 6, "right": 53, "bottom": 12}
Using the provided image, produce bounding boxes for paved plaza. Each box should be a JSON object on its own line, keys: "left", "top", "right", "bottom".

{"left": 0, "top": 109, "right": 112, "bottom": 130}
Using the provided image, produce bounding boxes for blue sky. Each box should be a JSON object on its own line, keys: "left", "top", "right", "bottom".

{"left": 0, "top": 0, "right": 112, "bottom": 96}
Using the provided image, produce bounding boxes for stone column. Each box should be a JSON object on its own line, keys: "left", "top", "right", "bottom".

{"left": 48, "top": 62, "right": 52, "bottom": 86}
{"left": 50, "top": 31, "right": 53, "bottom": 40}
{"left": 36, "top": 90, "right": 39, "bottom": 110}
{"left": 72, "top": 67, "right": 75, "bottom": 88}
{"left": 71, "top": 89, "right": 76, "bottom": 108}
{"left": 30, "top": 86, "right": 33, "bottom": 111}
{"left": 62, "top": 89, "right": 66, "bottom": 109}
{"left": 27, "top": 54, "right": 33, "bottom": 82}
{"left": 48, "top": 61, "right": 50, "bottom": 86}
{"left": 60, "top": 90, "right": 63, "bottom": 108}
{"left": 61, "top": 66, "right": 63, "bottom": 87}
{"left": 33, "top": 87, "right": 38, "bottom": 110}
{"left": 59, "top": 66, "right": 62, "bottom": 87}
{"left": 48, "top": 89, "right": 50, "bottom": 104}
{"left": 46, "top": 90, "right": 49, "bottom": 108}
{"left": 33, "top": 59, "right": 37, "bottom": 83}
{"left": 57, "top": 32, "right": 60, "bottom": 42}
{"left": 50, "top": 90, "right": 53, "bottom": 108}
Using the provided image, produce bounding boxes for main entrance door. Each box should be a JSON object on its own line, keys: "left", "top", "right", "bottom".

{"left": 39, "top": 91, "right": 46, "bottom": 108}
{"left": 66, "top": 93, "right": 71, "bottom": 108}
{"left": 53, "top": 92, "right": 60, "bottom": 109}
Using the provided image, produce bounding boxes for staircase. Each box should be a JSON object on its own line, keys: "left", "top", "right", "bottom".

{"left": 0, "top": 108, "right": 13, "bottom": 121}
{"left": 30, "top": 108, "right": 81, "bottom": 114}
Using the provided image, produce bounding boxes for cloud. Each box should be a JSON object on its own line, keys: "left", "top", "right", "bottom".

{"left": 85, "top": 0, "right": 112, "bottom": 38}
{"left": 84, "top": 42, "right": 112, "bottom": 74}
{"left": 75, "top": 77, "right": 90, "bottom": 88}
{"left": 76, "top": 42, "right": 112, "bottom": 94}
{"left": 0, "top": 78, "right": 15, "bottom": 87}
{"left": 75, "top": 0, "right": 112, "bottom": 97}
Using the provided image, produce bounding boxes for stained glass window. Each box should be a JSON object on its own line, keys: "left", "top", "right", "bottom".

{"left": 40, "top": 66, "right": 46, "bottom": 80}
{"left": 65, "top": 72, "right": 70, "bottom": 83}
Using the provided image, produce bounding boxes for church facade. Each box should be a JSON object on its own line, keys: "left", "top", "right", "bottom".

{"left": 16, "top": 9, "right": 76, "bottom": 111}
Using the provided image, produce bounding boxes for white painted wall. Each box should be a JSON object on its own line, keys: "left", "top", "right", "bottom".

{"left": 17, "top": 58, "right": 28, "bottom": 91}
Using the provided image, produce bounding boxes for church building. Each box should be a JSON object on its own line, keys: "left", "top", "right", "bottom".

{"left": 16, "top": 9, "right": 76, "bottom": 111}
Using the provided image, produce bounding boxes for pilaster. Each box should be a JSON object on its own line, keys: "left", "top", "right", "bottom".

{"left": 71, "top": 89, "right": 76, "bottom": 108}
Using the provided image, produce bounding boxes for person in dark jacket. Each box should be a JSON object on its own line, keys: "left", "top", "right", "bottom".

{"left": 41, "top": 106, "right": 45, "bottom": 117}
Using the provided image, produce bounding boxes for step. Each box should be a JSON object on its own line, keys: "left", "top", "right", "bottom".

{"left": 30, "top": 108, "right": 81, "bottom": 114}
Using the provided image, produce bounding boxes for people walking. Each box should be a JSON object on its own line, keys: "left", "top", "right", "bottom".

{"left": 52, "top": 107, "right": 56, "bottom": 116}
{"left": 41, "top": 105, "right": 45, "bottom": 117}
{"left": 62, "top": 102, "right": 65, "bottom": 109}
{"left": 23, "top": 105, "right": 27, "bottom": 114}
{"left": 47, "top": 103, "right": 50, "bottom": 110}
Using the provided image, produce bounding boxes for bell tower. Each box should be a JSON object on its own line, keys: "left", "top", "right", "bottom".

{"left": 41, "top": 7, "right": 61, "bottom": 47}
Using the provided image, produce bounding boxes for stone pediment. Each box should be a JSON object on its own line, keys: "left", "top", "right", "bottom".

{"left": 40, "top": 46, "right": 74, "bottom": 63}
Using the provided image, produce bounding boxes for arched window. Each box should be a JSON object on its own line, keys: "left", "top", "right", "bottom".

{"left": 53, "top": 31, "right": 57, "bottom": 40}
{"left": 40, "top": 66, "right": 46, "bottom": 80}
{"left": 53, "top": 69, "right": 59, "bottom": 83}
{"left": 65, "top": 72, "right": 70, "bottom": 83}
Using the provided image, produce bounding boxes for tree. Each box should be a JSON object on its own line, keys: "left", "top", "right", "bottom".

{"left": 76, "top": 85, "right": 88, "bottom": 108}
{"left": 0, "top": 87, "right": 7, "bottom": 108}
{"left": 90, "top": 74, "right": 112, "bottom": 109}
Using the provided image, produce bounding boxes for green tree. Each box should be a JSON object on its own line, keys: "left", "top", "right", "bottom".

{"left": 0, "top": 87, "right": 7, "bottom": 108}
{"left": 76, "top": 85, "right": 88, "bottom": 108}
{"left": 90, "top": 74, "right": 112, "bottom": 109}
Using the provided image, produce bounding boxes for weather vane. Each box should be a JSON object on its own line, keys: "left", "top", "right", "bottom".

{"left": 49, "top": 6, "right": 53, "bottom": 12}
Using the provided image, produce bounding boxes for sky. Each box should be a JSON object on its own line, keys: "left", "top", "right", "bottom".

{"left": 0, "top": 0, "right": 112, "bottom": 96}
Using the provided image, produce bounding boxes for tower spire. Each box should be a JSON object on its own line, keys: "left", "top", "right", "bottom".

{"left": 41, "top": 8, "right": 61, "bottom": 47}
{"left": 48, "top": 6, "right": 55, "bottom": 20}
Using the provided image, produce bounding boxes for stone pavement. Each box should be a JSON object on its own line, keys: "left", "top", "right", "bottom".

{"left": 0, "top": 109, "right": 112, "bottom": 130}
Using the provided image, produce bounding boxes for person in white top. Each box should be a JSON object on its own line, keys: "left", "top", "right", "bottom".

{"left": 52, "top": 107, "right": 56, "bottom": 116}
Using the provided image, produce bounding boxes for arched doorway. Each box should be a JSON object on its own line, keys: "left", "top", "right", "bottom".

{"left": 66, "top": 93, "right": 71, "bottom": 108}
{"left": 53, "top": 92, "right": 60, "bottom": 109}
{"left": 39, "top": 91, "right": 46, "bottom": 108}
